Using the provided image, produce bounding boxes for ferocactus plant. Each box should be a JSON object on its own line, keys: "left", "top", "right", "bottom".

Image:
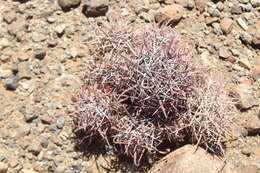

{"left": 71, "top": 21, "right": 235, "bottom": 166}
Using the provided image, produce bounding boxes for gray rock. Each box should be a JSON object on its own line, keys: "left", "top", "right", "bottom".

{"left": 208, "top": 8, "right": 220, "bottom": 17}
{"left": 56, "top": 117, "right": 65, "bottom": 129}
{"left": 4, "top": 75, "right": 19, "bottom": 90}
{"left": 49, "top": 124, "right": 58, "bottom": 132}
{"left": 58, "top": 0, "right": 81, "bottom": 10}
{"left": 212, "top": 22, "right": 223, "bottom": 35}
{"left": 20, "top": 106, "right": 38, "bottom": 122}
{"left": 82, "top": 0, "right": 109, "bottom": 17}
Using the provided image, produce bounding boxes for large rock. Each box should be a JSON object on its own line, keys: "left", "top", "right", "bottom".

{"left": 155, "top": 4, "right": 183, "bottom": 24}
{"left": 149, "top": 145, "right": 240, "bottom": 173}
{"left": 82, "top": 0, "right": 109, "bottom": 17}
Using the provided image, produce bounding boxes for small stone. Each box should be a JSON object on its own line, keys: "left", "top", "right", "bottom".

{"left": 212, "top": 22, "right": 223, "bottom": 35}
{"left": 49, "top": 124, "right": 58, "bottom": 132}
{"left": 4, "top": 75, "right": 19, "bottom": 91}
{"left": 47, "top": 39, "right": 58, "bottom": 47}
{"left": 31, "top": 33, "right": 46, "bottom": 42}
{"left": 15, "top": 125, "right": 31, "bottom": 138}
{"left": 238, "top": 58, "right": 251, "bottom": 70}
{"left": 0, "top": 69, "right": 12, "bottom": 79}
{"left": 3, "top": 10, "right": 16, "bottom": 24}
{"left": 175, "top": 0, "right": 188, "bottom": 8}
{"left": 216, "top": 2, "right": 224, "bottom": 11}
{"left": 41, "top": 113, "right": 53, "bottom": 125}
{"left": 155, "top": 4, "right": 184, "bottom": 24}
{"left": 0, "top": 162, "right": 8, "bottom": 173}
{"left": 195, "top": 0, "right": 206, "bottom": 12}
{"left": 34, "top": 49, "right": 46, "bottom": 60}
{"left": 237, "top": 18, "right": 248, "bottom": 31}
{"left": 18, "top": 52, "right": 29, "bottom": 61}
{"left": 28, "top": 141, "right": 41, "bottom": 156}
{"left": 46, "top": 17, "right": 56, "bottom": 23}
{"left": 240, "top": 31, "right": 252, "bottom": 44}
{"left": 20, "top": 106, "right": 38, "bottom": 123}
{"left": 239, "top": 0, "right": 249, "bottom": 3}
{"left": 252, "top": 30, "right": 260, "bottom": 47}
{"left": 219, "top": 47, "right": 231, "bottom": 59}
{"left": 139, "top": 12, "right": 153, "bottom": 22}
{"left": 56, "top": 117, "right": 65, "bottom": 129}
{"left": 246, "top": 115, "right": 260, "bottom": 135}
{"left": 54, "top": 25, "right": 66, "bottom": 36}
{"left": 220, "top": 18, "right": 233, "bottom": 34}
{"left": 242, "top": 3, "right": 253, "bottom": 12}
{"left": 55, "top": 164, "right": 67, "bottom": 173}
{"left": 208, "top": 8, "right": 220, "bottom": 17}
{"left": 18, "top": 62, "right": 32, "bottom": 79}
{"left": 231, "top": 6, "right": 242, "bottom": 14}
{"left": 58, "top": 0, "right": 81, "bottom": 10}
{"left": 0, "top": 38, "right": 10, "bottom": 50}
{"left": 82, "top": 0, "right": 109, "bottom": 17}
{"left": 250, "top": 0, "right": 260, "bottom": 7}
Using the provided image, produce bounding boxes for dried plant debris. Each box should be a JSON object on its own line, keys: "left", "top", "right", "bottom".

{"left": 71, "top": 22, "right": 236, "bottom": 166}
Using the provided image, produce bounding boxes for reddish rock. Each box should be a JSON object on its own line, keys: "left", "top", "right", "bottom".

{"left": 195, "top": 0, "right": 206, "bottom": 12}
{"left": 155, "top": 4, "right": 184, "bottom": 24}
{"left": 220, "top": 18, "right": 233, "bottom": 34}
{"left": 149, "top": 145, "right": 240, "bottom": 173}
{"left": 219, "top": 47, "right": 231, "bottom": 59}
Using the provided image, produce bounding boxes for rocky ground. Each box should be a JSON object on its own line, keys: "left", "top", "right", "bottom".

{"left": 0, "top": 0, "right": 259, "bottom": 173}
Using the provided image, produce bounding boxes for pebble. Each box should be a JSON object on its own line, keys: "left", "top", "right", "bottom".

{"left": 0, "top": 38, "right": 10, "bottom": 51}
{"left": 219, "top": 47, "right": 231, "bottom": 59}
{"left": 0, "top": 162, "right": 8, "bottom": 173}
{"left": 220, "top": 18, "right": 233, "bottom": 34}
{"left": 237, "top": 18, "right": 248, "bottom": 30}
{"left": 55, "top": 164, "right": 67, "bottom": 173}
{"left": 195, "top": 0, "right": 206, "bottom": 12}
{"left": 231, "top": 6, "right": 243, "bottom": 14}
{"left": 56, "top": 117, "right": 65, "bottom": 129}
{"left": 252, "top": 29, "right": 260, "bottom": 46}
{"left": 34, "top": 49, "right": 46, "bottom": 60}
{"left": 54, "top": 25, "right": 66, "bottom": 36}
{"left": 0, "top": 69, "right": 12, "bottom": 79}
{"left": 240, "top": 31, "right": 253, "bottom": 44}
{"left": 82, "top": 0, "right": 109, "bottom": 17}
{"left": 18, "top": 62, "right": 32, "bottom": 80}
{"left": 139, "top": 12, "right": 153, "bottom": 22}
{"left": 155, "top": 4, "right": 184, "bottom": 24}
{"left": 4, "top": 75, "right": 19, "bottom": 91}
{"left": 31, "top": 33, "right": 47, "bottom": 42}
{"left": 250, "top": 0, "right": 260, "bottom": 7}
{"left": 15, "top": 125, "right": 31, "bottom": 138}
{"left": 58, "top": 0, "right": 81, "bottom": 10}
{"left": 212, "top": 22, "right": 223, "bottom": 35}
{"left": 20, "top": 106, "right": 38, "bottom": 123}
{"left": 216, "top": 2, "right": 224, "bottom": 11}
